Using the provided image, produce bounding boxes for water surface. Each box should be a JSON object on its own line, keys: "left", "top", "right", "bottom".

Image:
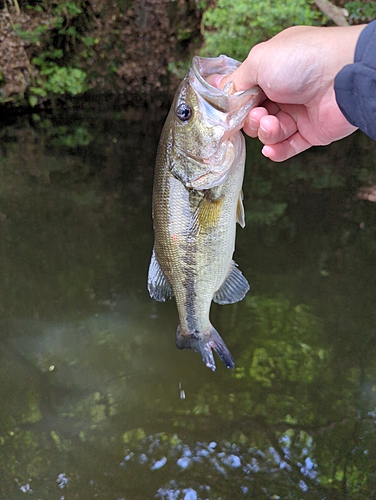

{"left": 1, "top": 105, "right": 376, "bottom": 499}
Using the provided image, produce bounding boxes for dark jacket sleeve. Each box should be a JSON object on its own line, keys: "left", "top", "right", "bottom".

{"left": 334, "top": 20, "right": 376, "bottom": 141}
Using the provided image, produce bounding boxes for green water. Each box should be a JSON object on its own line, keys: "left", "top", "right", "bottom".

{"left": 0, "top": 106, "right": 376, "bottom": 499}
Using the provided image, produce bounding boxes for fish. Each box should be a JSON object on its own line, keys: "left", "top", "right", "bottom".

{"left": 147, "top": 55, "right": 261, "bottom": 371}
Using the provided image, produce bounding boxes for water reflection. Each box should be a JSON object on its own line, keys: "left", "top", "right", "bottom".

{"left": 0, "top": 106, "right": 376, "bottom": 499}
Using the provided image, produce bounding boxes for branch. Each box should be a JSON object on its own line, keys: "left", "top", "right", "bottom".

{"left": 314, "top": 0, "right": 349, "bottom": 27}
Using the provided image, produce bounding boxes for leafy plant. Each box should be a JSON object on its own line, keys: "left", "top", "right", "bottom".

{"left": 30, "top": 66, "right": 87, "bottom": 98}
{"left": 344, "top": 1, "right": 376, "bottom": 22}
{"left": 201, "top": 0, "right": 323, "bottom": 60}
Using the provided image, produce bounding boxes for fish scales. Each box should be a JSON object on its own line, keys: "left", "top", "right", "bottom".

{"left": 148, "top": 55, "right": 261, "bottom": 371}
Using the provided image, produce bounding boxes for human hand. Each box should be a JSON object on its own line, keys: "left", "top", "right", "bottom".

{"left": 208, "top": 25, "right": 366, "bottom": 161}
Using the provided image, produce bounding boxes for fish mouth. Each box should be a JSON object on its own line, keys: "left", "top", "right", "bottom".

{"left": 191, "top": 55, "right": 261, "bottom": 115}
{"left": 169, "top": 55, "right": 260, "bottom": 191}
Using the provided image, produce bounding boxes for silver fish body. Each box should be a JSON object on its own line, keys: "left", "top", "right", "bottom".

{"left": 148, "top": 55, "right": 261, "bottom": 371}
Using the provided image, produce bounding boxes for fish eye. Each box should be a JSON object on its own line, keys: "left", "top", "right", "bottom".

{"left": 176, "top": 103, "right": 192, "bottom": 122}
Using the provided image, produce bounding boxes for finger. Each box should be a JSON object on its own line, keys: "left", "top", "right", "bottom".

{"left": 219, "top": 64, "right": 257, "bottom": 92}
{"left": 207, "top": 52, "right": 259, "bottom": 92}
{"left": 258, "top": 112, "right": 298, "bottom": 145}
{"left": 356, "top": 186, "right": 376, "bottom": 202}
{"left": 243, "top": 101, "right": 285, "bottom": 138}
{"left": 261, "top": 131, "right": 312, "bottom": 162}
{"left": 262, "top": 100, "right": 281, "bottom": 116}
{"left": 206, "top": 73, "right": 238, "bottom": 90}
{"left": 243, "top": 107, "right": 269, "bottom": 137}
{"left": 206, "top": 74, "right": 224, "bottom": 88}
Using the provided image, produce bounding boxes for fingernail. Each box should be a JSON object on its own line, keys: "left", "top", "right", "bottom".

{"left": 261, "top": 146, "right": 271, "bottom": 158}
{"left": 247, "top": 118, "right": 258, "bottom": 131}
{"left": 260, "top": 125, "right": 270, "bottom": 140}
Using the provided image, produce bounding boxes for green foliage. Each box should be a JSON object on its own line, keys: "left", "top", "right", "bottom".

{"left": 6, "top": 1, "right": 90, "bottom": 105}
{"left": 14, "top": 22, "right": 51, "bottom": 44}
{"left": 30, "top": 66, "right": 87, "bottom": 101}
{"left": 201, "top": 0, "right": 322, "bottom": 60}
{"left": 24, "top": 3, "right": 88, "bottom": 104}
{"left": 0, "top": 0, "right": 192, "bottom": 104}
{"left": 53, "top": 1, "right": 83, "bottom": 17}
{"left": 345, "top": 1, "right": 376, "bottom": 22}
{"left": 167, "top": 60, "right": 191, "bottom": 80}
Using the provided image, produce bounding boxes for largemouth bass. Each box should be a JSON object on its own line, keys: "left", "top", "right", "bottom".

{"left": 148, "top": 55, "right": 261, "bottom": 371}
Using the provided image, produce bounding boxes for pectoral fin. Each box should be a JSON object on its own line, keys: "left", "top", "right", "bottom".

{"left": 236, "top": 190, "right": 245, "bottom": 228}
{"left": 147, "top": 249, "right": 174, "bottom": 302}
{"left": 191, "top": 192, "right": 224, "bottom": 236}
{"left": 213, "top": 261, "right": 250, "bottom": 305}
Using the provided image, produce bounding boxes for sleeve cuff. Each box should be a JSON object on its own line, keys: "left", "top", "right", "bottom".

{"left": 334, "top": 20, "right": 376, "bottom": 141}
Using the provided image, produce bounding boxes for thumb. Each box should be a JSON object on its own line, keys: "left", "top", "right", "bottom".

{"left": 206, "top": 59, "right": 257, "bottom": 92}
{"left": 206, "top": 73, "right": 227, "bottom": 89}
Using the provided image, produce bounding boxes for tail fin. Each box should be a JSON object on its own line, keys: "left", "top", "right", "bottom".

{"left": 176, "top": 324, "right": 235, "bottom": 372}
